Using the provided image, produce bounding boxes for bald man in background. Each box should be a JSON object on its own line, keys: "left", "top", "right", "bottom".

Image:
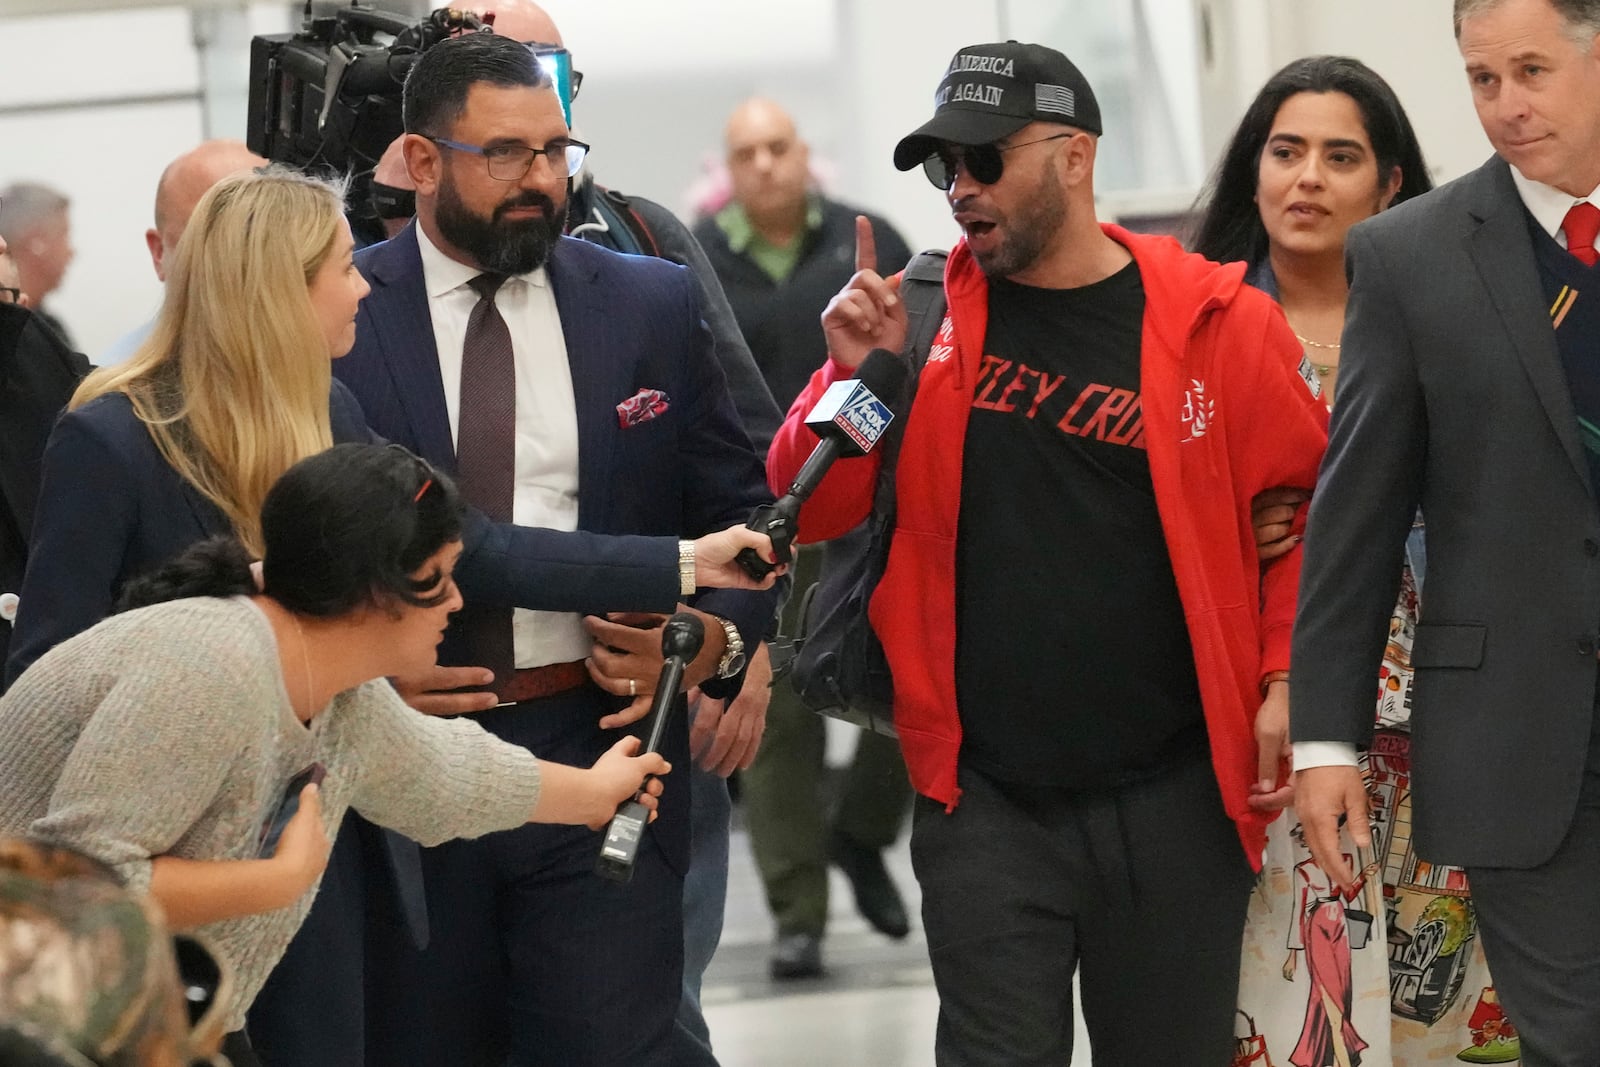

{"left": 695, "top": 100, "right": 911, "bottom": 409}
{"left": 98, "top": 140, "right": 265, "bottom": 365}
{"left": 693, "top": 97, "right": 915, "bottom": 980}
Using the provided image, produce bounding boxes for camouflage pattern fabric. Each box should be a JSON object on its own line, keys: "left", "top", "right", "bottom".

{"left": 0, "top": 838, "right": 227, "bottom": 1067}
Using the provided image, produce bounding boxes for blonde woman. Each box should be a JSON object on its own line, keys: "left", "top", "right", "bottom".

{"left": 6, "top": 167, "right": 365, "bottom": 675}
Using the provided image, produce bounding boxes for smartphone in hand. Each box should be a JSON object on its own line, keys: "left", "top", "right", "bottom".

{"left": 257, "top": 763, "right": 326, "bottom": 858}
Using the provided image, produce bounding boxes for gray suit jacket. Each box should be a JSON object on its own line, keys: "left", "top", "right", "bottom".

{"left": 1292, "top": 155, "right": 1600, "bottom": 869}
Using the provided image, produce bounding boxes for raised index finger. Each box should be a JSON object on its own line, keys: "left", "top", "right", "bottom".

{"left": 855, "top": 214, "right": 877, "bottom": 274}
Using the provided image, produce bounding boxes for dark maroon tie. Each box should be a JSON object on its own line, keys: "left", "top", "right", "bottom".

{"left": 1564, "top": 202, "right": 1600, "bottom": 268}
{"left": 455, "top": 273, "right": 516, "bottom": 686}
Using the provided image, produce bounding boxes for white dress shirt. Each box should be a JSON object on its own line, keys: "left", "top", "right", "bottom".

{"left": 416, "top": 224, "right": 589, "bottom": 668}
{"left": 1509, "top": 167, "right": 1600, "bottom": 252}
{"left": 1293, "top": 167, "right": 1600, "bottom": 773}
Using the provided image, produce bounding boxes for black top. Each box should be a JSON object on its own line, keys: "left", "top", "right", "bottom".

{"left": 1528, "top": 212, "right": 1600, "bottom": 495}
{"left": 693, "top": 197, "right": 913, "bottom": 411}
{"left": 0, "top": 303, "right": 89, "bottom": 678}
{"left": 31, "top": 306, "right": 75, "bottom": 350}
{"left": 955, "top": 264, "right": 1205, "bottom": 788}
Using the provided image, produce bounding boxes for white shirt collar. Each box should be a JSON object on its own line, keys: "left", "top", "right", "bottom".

{"left": 414, "top": 221, "right": 549, "bottom": 300}
{"left": 1508, "top": 165, "right": 1600, "bottom": 241}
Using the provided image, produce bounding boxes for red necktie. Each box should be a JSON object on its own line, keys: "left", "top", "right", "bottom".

{"left": 455, "top": 272, "right": 516, "bottom": 686}
{"left": 1563, "top": 202, "right": 1600, "bottom": 268}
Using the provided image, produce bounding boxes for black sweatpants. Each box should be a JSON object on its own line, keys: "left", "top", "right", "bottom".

{"left": 910, "top": 755, "right": 1254, "bottom": 1067}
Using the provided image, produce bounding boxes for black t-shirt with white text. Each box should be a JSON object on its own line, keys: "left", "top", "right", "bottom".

{"left": 955, "top": 264, "right": 1205, "bottom": 788}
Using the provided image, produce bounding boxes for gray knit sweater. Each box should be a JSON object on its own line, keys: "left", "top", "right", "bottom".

{"left": 0, "top": 596, "right": 543, "bottom": 1030}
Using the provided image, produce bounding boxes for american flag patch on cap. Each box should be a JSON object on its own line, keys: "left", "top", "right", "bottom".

{"left": 1035, "top": 84, "right": 1076, "bottom": 117}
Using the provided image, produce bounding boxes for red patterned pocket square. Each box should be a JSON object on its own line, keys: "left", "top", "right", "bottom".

{"left": 617, "top": 388, "right": 670, "bottom": 428}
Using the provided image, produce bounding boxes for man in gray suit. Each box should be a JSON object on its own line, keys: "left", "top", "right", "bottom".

{"left": 1291, "top": 0, "right": 1600, "bottom": 1062}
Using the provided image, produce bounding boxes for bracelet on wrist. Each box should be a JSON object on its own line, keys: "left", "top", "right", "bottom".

{"left": 678, "top": 540, "right": 697, "bottom": 597}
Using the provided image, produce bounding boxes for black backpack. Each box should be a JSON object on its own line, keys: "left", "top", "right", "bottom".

{"left": 571, "top": 183, "right": 662, "bottom": 258}
{"left": 786, "top": 249, "right": 949, "bottom": 736}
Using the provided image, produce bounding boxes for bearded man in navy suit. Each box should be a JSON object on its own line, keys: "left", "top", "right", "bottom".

{"left": 328, "top": 32, "right": 777, "bottom": 1067}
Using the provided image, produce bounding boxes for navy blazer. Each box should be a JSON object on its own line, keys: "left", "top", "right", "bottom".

{"left": 335, "top": 225, "right": 776, "bottom": 692}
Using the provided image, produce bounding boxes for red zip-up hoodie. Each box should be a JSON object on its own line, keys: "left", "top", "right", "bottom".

{"left": 768, "top": 226, "right": 1328, "bottom": 866}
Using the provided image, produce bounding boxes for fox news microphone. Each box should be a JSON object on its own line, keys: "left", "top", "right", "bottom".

{"left": 736, "top": 349, "right": 908, "bottom": 580}
{"left": 596, "top": 611, "right": 706, "bottom": 883}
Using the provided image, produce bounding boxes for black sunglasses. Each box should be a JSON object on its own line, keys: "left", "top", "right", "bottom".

{"left": 921, "top": 132, "right": 1077, "bottom": 191}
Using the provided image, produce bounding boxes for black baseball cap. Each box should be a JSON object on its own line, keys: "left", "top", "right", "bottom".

{"left": 893, "top": 41, "right": 1103, "bottom": 171}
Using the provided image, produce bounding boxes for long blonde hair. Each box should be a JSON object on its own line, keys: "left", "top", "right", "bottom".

{"left": 73, "top": 168, "right": 347, "bottom": 555}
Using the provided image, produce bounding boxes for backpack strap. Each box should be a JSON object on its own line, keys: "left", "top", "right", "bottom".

{"left": 898, "top": 248, "right": 949, "bottom": 375}
{"left": 779, "top": 249, "right": 949, "bottom": 721}
{"left": 615, "top": 196, "right": 663, "bottom": 259}
{"left": 870, "top": 249, "right": 948, "bottom": 514}
{"left": 594, "top": 186, "right": 662, "bottom": 258}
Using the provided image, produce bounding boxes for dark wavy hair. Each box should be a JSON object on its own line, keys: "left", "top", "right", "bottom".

{"left": 117, "top": 443, "right": 464, "bottom": 618}
{"left": 1188, "top": 55, "right": 1433, "bottom": 267}
{"left": 403, "top": 30, "right": 553, "bottom": 137}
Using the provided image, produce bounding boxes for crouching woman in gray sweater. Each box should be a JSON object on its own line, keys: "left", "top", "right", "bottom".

{"left": 0, "top": 442, "right": 668, "bottom": 1053}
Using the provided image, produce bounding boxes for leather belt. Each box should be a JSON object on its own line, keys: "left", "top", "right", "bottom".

{"left": 498, "top": 660, "right": 590, "bottom": 705}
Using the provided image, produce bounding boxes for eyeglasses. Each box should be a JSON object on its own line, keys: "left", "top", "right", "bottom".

{"left": 427, "top": 136, "right": 590, "bottom": 181}
{"left": 0, "top": 287, "right": 19, "bottom": 305}
{"left": 921, "top": 132, "right": 1078, "bottom": 191}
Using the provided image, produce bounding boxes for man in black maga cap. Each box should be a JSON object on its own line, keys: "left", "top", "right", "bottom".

{"left": 766, "top": 40, "right": 1329, "bottom": 1063}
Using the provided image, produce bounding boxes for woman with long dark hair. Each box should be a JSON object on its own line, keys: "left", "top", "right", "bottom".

{"left": 1193, "top": 55, "right": 1431, "bottom": 401}
{"left": 1193, "top": 57, "right": 1510, "bottom": 1065}
{"left": 0, "top": 443, "right": 668, "bottom": 1065}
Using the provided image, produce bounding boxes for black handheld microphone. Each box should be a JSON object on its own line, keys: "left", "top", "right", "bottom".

{"left": 596, "top": 612, "right": 706, "bottom": 882}
{"left": 736, "top": 349, "right": 909, "bottom": 580}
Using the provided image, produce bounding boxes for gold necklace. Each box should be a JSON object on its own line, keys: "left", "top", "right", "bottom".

{"left": 291, "top": 612, "right": 317, "bottom": 722}
{"left": 1293, "top": 331, "right": 1340, "bottom": 351}
{"left": 1293, "top": 331, "right": 1340, "bottom": 377}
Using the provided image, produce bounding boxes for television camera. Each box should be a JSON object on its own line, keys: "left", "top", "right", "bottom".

{"left": 246, "top": 3, "right": 488, "bottom": 243}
